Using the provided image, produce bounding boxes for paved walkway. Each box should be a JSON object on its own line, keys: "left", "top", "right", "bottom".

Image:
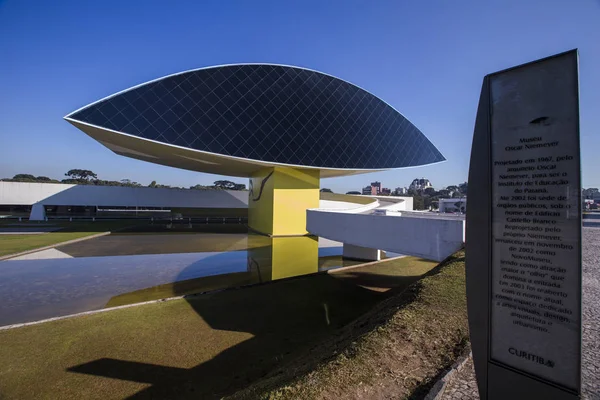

{"left": 439, "top": 227, "right": 599, "bottom": 400}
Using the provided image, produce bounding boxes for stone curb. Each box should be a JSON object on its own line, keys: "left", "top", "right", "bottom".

{"left": 425, "top": 351, "right": 473, "bottom": 400}
{"left": 326, "top": 255, "right": 405, "bottom": 274}
{"left": 0, "top": 231, "right": 112, "bottom": 261}
{"left": 0, "top": 295, "right": 184, "bottom": 331}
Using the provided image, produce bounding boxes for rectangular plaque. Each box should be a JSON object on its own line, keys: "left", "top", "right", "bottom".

{"left": 489, "top": 52, "right": 581, "bottom": 391}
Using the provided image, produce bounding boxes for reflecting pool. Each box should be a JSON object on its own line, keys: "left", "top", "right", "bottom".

{"left": 0, "top": 233, "right": 368, "bottom": 326}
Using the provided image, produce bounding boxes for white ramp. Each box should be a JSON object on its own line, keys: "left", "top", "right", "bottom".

{"left": 307, "top": 210, "right": 464, "bottom": 262}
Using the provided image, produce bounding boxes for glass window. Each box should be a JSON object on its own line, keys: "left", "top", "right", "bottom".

{"left": 69, "top": 64, "right": 445, "bottom": 168}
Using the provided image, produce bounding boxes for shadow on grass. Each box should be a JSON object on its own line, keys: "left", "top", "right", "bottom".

{"left": 67, "top": 256, "right": 447, "bottom": 399}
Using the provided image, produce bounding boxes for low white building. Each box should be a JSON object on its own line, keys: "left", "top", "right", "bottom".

{"left": 0, "top": 182, "right": 249, "bottom": 220}
{"left": 439, "top": 197, "right": 467, "bottom": 214}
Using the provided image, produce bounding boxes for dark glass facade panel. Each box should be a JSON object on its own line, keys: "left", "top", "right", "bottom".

{"left": 68, "top": 65, "right": 445, "bottom": 169}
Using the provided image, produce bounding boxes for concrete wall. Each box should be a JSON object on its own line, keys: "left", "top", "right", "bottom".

{"left": 0, "top": 182, "right": 249, "bottom": 208}
{"left": 307, "top": 210, "right": 465, "bottom": 261}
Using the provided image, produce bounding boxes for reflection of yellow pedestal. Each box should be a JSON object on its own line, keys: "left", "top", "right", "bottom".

{"left": 248, "top": 167, "right": 319, "bottom": 236}
{"left": 248, "top": 236, "right": 318, "bottom": 281}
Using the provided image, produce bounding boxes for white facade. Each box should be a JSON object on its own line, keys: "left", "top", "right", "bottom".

{"left": 439, "top": 197, "right": 467, "bottom": 213}
{"left": 0, "top": 182, "right": 249, "bottom": 208}
{"left": 0, "top": 182, "right": 250, "bottom": 219}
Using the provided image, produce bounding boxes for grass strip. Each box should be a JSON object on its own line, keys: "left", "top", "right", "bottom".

{"left": 0, "top": 220, "right": 141, "bottom": 257}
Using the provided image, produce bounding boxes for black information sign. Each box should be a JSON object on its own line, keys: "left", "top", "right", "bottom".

{"left": 466, "top": 50, "right": 581, "bottom": 399}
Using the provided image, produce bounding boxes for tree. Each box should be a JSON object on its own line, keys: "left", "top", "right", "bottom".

{"left": 320, "top": 188, "right": 333, "bottom": 193}
{"left": 424, "top": 187, "right": 437, "bottom": 196}
{"left": 190, "top": 184, "right": 209, "bottom": 190}
{"left": 583, "top": 188, "right": 599, "bottom": 199}
{"left": 437, "top": 189, "right": 450, "bottom": 198}
{"left": 213, "top": 180, "right": 236, "bottom": 190}
{"left": 116, "top": 179, "right": 141, "bottom": 187}
{"left": 346, "top": 191, "right": 361, "bottom": 195}
{"left": 12, "top": 174, "right": 36, "bottom": 182}
{"left": 212, "top": 180, "right": 246, "bottom": 190}
{"left": 65, "top": 169, "right": 97, "bottom": 182}
{"left": 458, "top": 182, "right": 468, "bottom": 195}
{"left": 148, "top": 181, "right": 157, "bottom": 188}
{"left": 424, "top": 196, "right": 434, "bottom": 210}
{"left": 6, "top": 174, "right": 59, "bottom": 183}
{"left": 413, "top": 196, "right": 425, "bottom": 210}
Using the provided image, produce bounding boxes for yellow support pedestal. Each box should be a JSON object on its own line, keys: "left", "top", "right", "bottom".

{"left": 248, "top": 167, "right": 319, "bottom": 237}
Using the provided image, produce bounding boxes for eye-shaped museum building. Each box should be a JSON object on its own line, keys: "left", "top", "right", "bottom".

{"left": 64, "top": 64, "right": 444, "bottom": 236}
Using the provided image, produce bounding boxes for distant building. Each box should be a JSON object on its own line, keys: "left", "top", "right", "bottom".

{"left": 584, "top": 199, "right": 596, "bottom": 210}
{"left": 381, "top": 188, "right": 391, "bottom": 195}
{"left": 394, "top": 187, "right": 408, "bottom": 195}
{"left": 370, "top": 181, "right": 381, "bottom": 195}
{"left": 409, "top": 178, "right": 432, "bottom": 192}
{"left": 439, "top": 198, "right": 467, "bottom": 214}
{"left": 361, "top": 181, "right": 381, "bottom": 195}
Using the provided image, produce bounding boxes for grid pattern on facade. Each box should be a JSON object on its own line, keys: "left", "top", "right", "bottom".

{"left": 69, "top": 65, "right": 445, "bottom": 169}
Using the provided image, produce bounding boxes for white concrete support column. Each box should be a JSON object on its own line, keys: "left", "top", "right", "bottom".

{"left": 29, "top": 203, "right": 46, "bottom": 221}
{"left": 343, "top": 243, "right": 382, "bottom": 261}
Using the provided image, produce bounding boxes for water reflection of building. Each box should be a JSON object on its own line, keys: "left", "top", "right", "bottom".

{"left": 248, "top": 236, "right": 319, "bottom": 281}
{"left": 100, "top": 234, "right": 355, "bottom": 312}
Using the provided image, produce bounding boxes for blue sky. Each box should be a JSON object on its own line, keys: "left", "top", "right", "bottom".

{"left": 1, "top": 0, "right": 599, "bottom": 192}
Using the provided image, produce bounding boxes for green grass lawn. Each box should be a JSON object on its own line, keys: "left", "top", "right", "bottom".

{"left": 0, "top": 220, "right": 144, "bottom": 257}
{"left": 0, "top": 255, "right": 439, "bottom": 400}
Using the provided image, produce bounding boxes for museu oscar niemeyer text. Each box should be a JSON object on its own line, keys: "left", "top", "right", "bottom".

{"left": 489, "top": 54, "right": 581, "bottom": 391}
